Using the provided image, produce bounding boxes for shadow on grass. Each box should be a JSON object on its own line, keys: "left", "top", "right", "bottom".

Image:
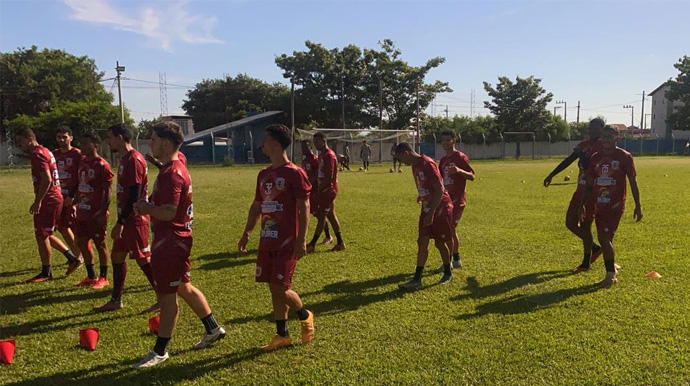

{"left": 456, "top": 283, "right": 600, "bottom": 320}
{"left": 7, "top": 347, "right": 263, "bottom": 386}
{"left": 0, "top": 267, "right": 36, "bottom": 278}
{"left": 452, "top": 270, "right": 571, "bottom": 301}
{"left": 196, "top": 251, "right": 256, "bottom": 271}
{"left": 227, "top": 272, "right": 413, "bottom": 325}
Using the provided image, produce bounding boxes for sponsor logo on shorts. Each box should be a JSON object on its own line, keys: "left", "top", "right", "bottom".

{"left": 277, "top": 273, "right": 284, "bottom": 280}
{"left": 255, "top": 265, "right": 262, "bottom": 277}
{"left": 169, "top": 280, "right": 181, "bottom": 286}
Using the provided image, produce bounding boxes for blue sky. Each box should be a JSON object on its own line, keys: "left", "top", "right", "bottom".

{"left": 1, "top": 0, "right": 688, "bottom": 126}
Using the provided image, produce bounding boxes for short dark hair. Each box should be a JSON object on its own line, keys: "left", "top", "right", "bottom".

{"left": 152, "top": 121, "right": 184, "bottom": 149}
{"left": 603, "top": 125, "right": 619, "bottom": 135}
{"left": 56, "top": 126, "right": 73, "bottom": 136}
{"left": 440, "top": 130, "right": 456, "bottom": 140}
{"left": 81, "top": 132, "right": 101, "bottom": 146}
{"left": 266, "top": 124, "right": 291, "bottom": 149}
{"left": 301, "top": 139, "right": 313, "bottom": 149}
{"left": 589, "top": 118, "right": 605, "bottom": 130}
{"left": 394, "top": 142, "right": 413, "bottom": 154}
{"left": 313, "top": 132, "right": 326, "bottom": 141}
{"left": 107, "top": 123, "right": 133, "bottom": 142}
{"left": 15, "top": 128, "right": 36, "bottom": 140}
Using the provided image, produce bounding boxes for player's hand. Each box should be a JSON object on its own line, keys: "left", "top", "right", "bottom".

{"left": 111, "top": 223, "right": 123, "bottom": 240}
{"left": 577, "top": 206, "right": 585, "bottom": 222}
{"left": 133, "top": 199, "right": 150, "bottom": 216}
{"left": 295, "top": 242, "right": 307, "bottom": 260}
{"left": 423, "top": 212, "right": 434, "bottom": 227}
{"left": 543, "top": 175, "right": 553, "bottom": 187}
{"left": 145, "top": 153, "right": 163, "bottom": 169}
{"left": 238, "top": 233, "right": 249, "bottom": 255}
{"left": 64, "top": 196, "right": 73, "bottom": 208}
{"left": 633, "top": 206, "right": 643, "bottom": 222}
{"left": 416, "top": 196, "right": 423, "bottom": 204}
{"left": 70, "top": 205, "right": 77, "bottom": 218}
{"left": 29, "top": 201, "right": 41, "bottom": 215}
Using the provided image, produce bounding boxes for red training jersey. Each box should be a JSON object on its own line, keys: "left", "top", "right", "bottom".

{"left": 412, "top": 155, "right": 452, "bottom": 213}
{"left": 116, "top": 149, "right": 148, "bottom": 224}
{"left": 574, "top": 138, "right": 603, "bottom": 192}
{"left": 151, "top": 160, "right": 193, "bottom": 238}
{"left": 254, "top": 162, "right": 311, "bottom": 251}
{"left": 75, "top": 156, "right": 113, "bottom": 221}
{"left": 317, "top": 148, "right": 338, "bottom": 193}
{"left": 31, "top": 145, "right": 62, "bottom": 203}
{"left": 301, "top": 153, "right": 319, "bottom": 187}
{"left": 439, "top": 150, "right": 474, "bottom": 208}
{"left": 178, "top": 151, "right": 187, "bottom": 166}
{"left": 586, "top": 148, "right": 636, "bottom": 212}
{"left": 53, "top": 147, "right": 82, "bottom": 198}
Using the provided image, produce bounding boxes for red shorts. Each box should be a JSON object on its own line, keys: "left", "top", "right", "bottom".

{"left": 315, "top": 189, "right": 336, "bottom": 216}
{"left": 567, "top": 190, "right": 596, "bottom": 222}
{"left": 33, "top": 197, "right": 62, "bottom": 237}
{"left": 151, "top": 235, "right": 192, "bottom": 294}
{"left": 112, "top": 221, "right": 151, "bottom": 259}
{"left": 255, "top": 249, "right": 297, "bottom": 288}
{"left": 451, "top": 203, "right": 465, "bottom": 227}
{"left": 595, "top": 208, "right": 624, "bottom": 237}
{"left": 74, "top": 213, "right": 108, "bottom": 241}
{"left": 418, "top": 203, "right": 454, "bottom": 241}
{"left": 57, "top": 204, "right": 74, "bottom": 229}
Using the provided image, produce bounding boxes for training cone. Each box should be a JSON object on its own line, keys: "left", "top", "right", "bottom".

{"left": 79, "top": 328, "right": 99, "bottom": 351}
{"left": 645, "top": 271, "right": 662, "bottom": 278}
{"left": 148, "top": 316, "right": 160, "bottom": 335}
{"left": 1, "top": 339, "right": 15, "bottom": 364}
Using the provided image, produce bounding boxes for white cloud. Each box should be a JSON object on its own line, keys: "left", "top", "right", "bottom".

{"left": 64, "top": 0, "right": 223, "bottom": 51}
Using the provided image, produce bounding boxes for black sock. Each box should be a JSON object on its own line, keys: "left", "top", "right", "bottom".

{"left": 413, "top": 265, "right": 424, "bottom": 281}
{"left": 153, "top": 336, "right": 170, "bottom": 356}
{"left": 324, "top": 224, "right": 331, "bottom": 239}
{"left": 335, "top": 232, "right": 343, "bottom": 245}
{"left": 200, "top": 313, "right": 219, "bottom": 334}
{"left": 99, "top": 265, "right": 108, "bottom": 279}
{"left": 309, "top": 234, "right": 320, "bottom": 246}
{"left": 444, "top": 263, "right": 452, "bottom": 275}
{"left": 41, "top": 265, "right": 52, "bottom": 277}
{"left": 85, "top": 264, "right": 96, "bottom": 279}
{"left": 276, "top": 320, "right": 288, "bottom": 337}
{"left": 581, "top": 252, "right": 592, "bottom": 268}
{"left": 592, "top": 244, "right": 601, "bottom": 253}
{"left": 296, "top": 307, "right": 309, "bottom": 321}
{"left": 452, "top": 253, "right": 460, "bottom": 262}
{"left": 604, "top": 259, "right": 615, "bottom": 273}
{"left": 63, "top": 250, "right": 77, "bottom": 263}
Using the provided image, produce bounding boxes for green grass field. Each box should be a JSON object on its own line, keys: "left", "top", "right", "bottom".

{"left": 1, "top": 157, "right": 690, "bottom": 385}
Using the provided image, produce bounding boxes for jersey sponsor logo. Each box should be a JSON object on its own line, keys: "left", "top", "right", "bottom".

{"left": 597, "top": 189, "right": 611, "bottom": 204}
{"left": 66, "top": 157, "right": 73, "bottom": 166}
{"left": 261, "top": 201, "right": 284, "bottom": 213}
{"left": 260, "top": 217, "right": 279, "bottom": 239}
{"left": 116, "top": 183, "right": 123, "bottom": 193}
{"left": 417, "top": 188, "right": 430, "bottom": 197}
{"left": 58, "top": 160, "right": 65, "bottom": 170}
{"left": 118, "top": 165, "right": 124, "bottom": 175}
{"left": 443, "top": 177, "right": 453, "bottom": 186}
{"left": 612, "top": 160, "right": 619, "bottom": 170}
{"left": 88, "top": 168, "right": 95, "bottom": 178}
{"left": 596, "top": 176, "right": 616, "bottom": 187}
{"left": 275, "top": 177, "right": 286, "bottom": 190}
{"left": 78, "top": 183, "right": 94, "bottom": 193}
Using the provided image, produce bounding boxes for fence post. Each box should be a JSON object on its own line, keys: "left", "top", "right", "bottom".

{"left": 500, "top": 133, "right": 505, "bottom": 159}
{"left": 482, "top": 133, "right": 486, "bottom": 160}
{"left": 210, "top": 131, "right": 216, "bottom": 164}
{"left": 432, "top": 133, "right": 437, "bottom": 159}
{"left": 547, "top": 133, "right": 551, "bottom": 159}
{"left": 532, "top": 133, "right": 536, "bottom": 160}
{"left": 672, "top": 133, "right": 676, "bottom": 154}
{"left": 655, "top": 133, "right": 660, "bottom": 156}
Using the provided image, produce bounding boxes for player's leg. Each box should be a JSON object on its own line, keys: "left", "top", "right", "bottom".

{"left": 57, "top": 225, "right": 80, "bottom": 262}
{"left": 94, "top": 250, "right": 127, "bottom": 311}
{"left": 90, "top": 237, "right": 111, "bottom": 289}
{"left": 399, "top": 234, "right": 430, "bottom": 290}
{"left": 177, "top": 283, "right": 225, "bottom": 349}
{"left": 326, "top": 201, "right": 345, "bottom": 251}
{"left": 321, "top": 221, "right": 333, "bottom": 244}
{"left": 596, "top": 231, "right": 617, "bottom": 287}
{"left": 434, "top": 237, "right": 453, "bottom": 284}
{"left": 26, "top": 233, "right": 54, "bottom": 283}
{"left": 74, "top": 236, "right": 98, "bottom": 286}
{"left": 567, "top": 199, "right": 598, "bottom": 273}
{"left": 133, "top": 292, "right": 176, "bottom": 368}
{"left": 307, "top": 212, "right": 327, "bottom": 252}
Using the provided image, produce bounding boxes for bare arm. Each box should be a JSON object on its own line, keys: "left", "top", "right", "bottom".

{"left": 449, "top": 166, "right": 475, "bottom": 181}
{"left": 295, "top": 198, "right": 309, "bottom": 258}
{"left": 544, "top": 150, "right": 580, "bottom": 186}
{"left": 628, "top": 173, "right": 643, "bottom": 222}
{"left": 238, "top": 201, "right": 262, "bottom": 253}
{"left": 34, "top": 170, "right": 51, "bottom": 205}
{"left": 425, "top": 180, "right": 444, "bottom": 216}
{"left": 136, "top": 201, "right": 177, "bottom": 222}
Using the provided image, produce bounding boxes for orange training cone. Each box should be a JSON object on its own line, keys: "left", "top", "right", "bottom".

{"left": 79, "top": 328, "right": 99, "bottom": 351}
{"left": 148, "top": 316, "right": 160, "bottom": 335}
{"left": 1, "top": 339, "right": 15, "bottom": 364}
{"left": 645, "top": 271, "right": 662, "bottom": 278}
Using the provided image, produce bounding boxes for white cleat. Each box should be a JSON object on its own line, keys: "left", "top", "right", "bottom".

{"left": 193, "top": 326, "right": 226, "bottom": 349}
{"left": 132, "top": 350, "right": 169, "bottom": 368}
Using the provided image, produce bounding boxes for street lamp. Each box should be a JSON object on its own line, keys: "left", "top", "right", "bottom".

{"left": 623, "top": 105, "right": 634, "bottom": 127}
{"left": 556, "top": 100, "right": 567, "bottom": 122}
{"left": 116, "top": 61, "right": 126, "bottom": 124}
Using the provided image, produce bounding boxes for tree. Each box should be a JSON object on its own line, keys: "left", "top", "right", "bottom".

{"left": 275, "top": 39, "right": 451, "bottom": 130}
{"left": 483, "top": 76, "right": 553, "bottom": 138}
{"left": 667, "top": 55, "right": 690, "bottom": 131}
{"left": 1, "top": 46, "right": 128, "bottom": 146}
{"left": 182, "top": 74, "right": 290, "bottom": 132}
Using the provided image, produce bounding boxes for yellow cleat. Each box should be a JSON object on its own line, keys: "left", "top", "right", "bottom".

{"left": 300, "top": 310, "right": 315, "bottom": 344}
{"left": 260, "top": 334, "right": 293, "bottom": 352}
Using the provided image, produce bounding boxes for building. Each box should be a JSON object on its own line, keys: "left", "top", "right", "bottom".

{"left": 648, "top": 83, "right": 690, "bottom": 140}
{"left": 162, "top": 115, "right": 194, "bottom": 136}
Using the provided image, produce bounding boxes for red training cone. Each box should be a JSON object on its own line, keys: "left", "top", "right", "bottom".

{"left": 148, "top": 316, "right": 160, "bottom": 335}
{"left": 645, "top": 271, "right": 662, "bottom": 278}
{"left": 79, "top": 328, "right": 99, "bottom": 351}
{"left": 1, "top": 339, "right": 15, "bottom": 364}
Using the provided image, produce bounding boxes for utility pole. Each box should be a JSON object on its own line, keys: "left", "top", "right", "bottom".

{"left": 115, "top": 61, "right": 125, "bottom": 124}
{"left": 444, "top": 105, "right": 449, "bottom": 119}
{"left": 378, "top": 77, "right": 383, "bottom": 131}
{"left": 623, "top": 105, "right": 634, "bottom": 127}
{"left": 556, "top": 100, "right": 567, "bottom": 122}
{"left": 290, "top": 77, "right": 295, "bottom": 160}
{"left": 576, "top": 100, "right": 581, "bottom": 124}
{"left": 341, "top": 76, "right": 345, "bottom": 130}
{"left": 554, "top": 106, "right": 561, "bottom": 116}
{"left": 416, "top": 83, "right": 420, "bottom": 152}
{"left": 640, "top": 91, "right": 646, "bottom": 138}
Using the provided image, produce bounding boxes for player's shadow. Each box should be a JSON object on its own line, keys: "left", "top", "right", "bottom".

{"left": 226, "top": 273, "right": 412, "bottom": 325}
{"left": 196, "top": 250, "right": 256, "bottom": 271}
{"left": 547, "top": 182, "right": 575, "bottom": 186}
{"left": 0, "top": 267, "right": 36, "bottom": 278}
{"left": 456, "top": 283, "right": 600, "bottom": 320}
{"left": 6, "top": 346, "right": 263, "bottom": 386}
{"left": 452, "top": 270, "right": 571, "bottom": 301}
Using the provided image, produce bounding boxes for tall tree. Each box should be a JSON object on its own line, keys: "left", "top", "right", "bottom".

{"left": 0, "top": 46, "right": 127, "bottom": 145}
{"left": 666, "top": 55, "right": 690, "bottom": 131}
{"left": 483, "top": 76, "right": 553, "bottom": 138}
{"left": 182, "top": 74, "right": 290, "bottom": 131}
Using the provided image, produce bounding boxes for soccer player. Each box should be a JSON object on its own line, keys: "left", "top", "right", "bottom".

{"left": 360, "top": 140, "right": 371, "bottom": 171}
{"left": 395, "top": 142, "right": 454, "bottom": 290}
{"left": 15, "top": 128, "right": 78, "bottom": 283}
{"left": 579, "top": 125, "right": 642, "bottom": 287}
{"left": 300, "top": 140, "right": 333, "bottom": 245}
{"left": 132, "top": 121, "right": 224, "bottom": 368}
{"left": 53, "top": 126, "right": 84, "bottom": 274}
{"left": 433, "top": 130, "right": 475, "bottom": 273}
{"left": 238, "top": 124, "right": 315, "bottom": 351}
{"left": 73, "top": 133, "right": 114, "bottom": 289}
{"left": 307, "top": 132, "right": 346, "bottom": 252}
{"left": 543, "top": 118, "right": 605, "bottom": 273}
{"left": 93, "top": 123, "right": 157, "bottom": 313}
{"left": 390, "top": 140, "right": 401, "bottom": 172}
